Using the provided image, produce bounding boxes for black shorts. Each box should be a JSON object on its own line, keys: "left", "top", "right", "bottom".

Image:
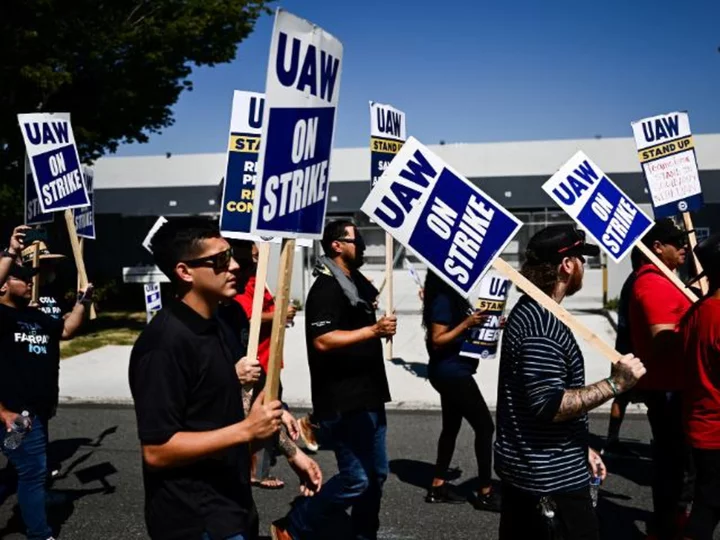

{"left": 499, "top": 482, "right": 599, "bottom": 540}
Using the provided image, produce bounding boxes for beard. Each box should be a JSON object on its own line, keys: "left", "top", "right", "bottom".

{"left": 343, "top": 250, "right": 365, "bottom": 270}
{"left": 565, "top": 264, "right": 584, "bottom": 297}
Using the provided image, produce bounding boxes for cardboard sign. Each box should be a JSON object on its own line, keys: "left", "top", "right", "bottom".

{"left": 370, "top": 102, "right": 406, "bottom": 188}
{"left": 18, "top": 113, "right": 90, "bottom": 213}
{"left": 25, "top": 156, "right": 54, "bottom": 225}
{"left": 220, "top": 91, "right": 266, "bottom": 240}
{"left": 460, "top": 270, "right": 510, "bottom": 360}
{"left": 361, "top": 137, "right": 522, "bottom": 298}
{"left": 543, "top": 151, "right": 654, "bottom": 263}
{"left": 144, "top": 283, "right": 162, "bottom": 323}
{"left": 73, "top": 167, "right": 95, "bottom": 239}
{"left": 631, "top": 112, "right": 703, "bottom": 218}
{"left": 251, "top": 10, "right": 343, "bottom": 239}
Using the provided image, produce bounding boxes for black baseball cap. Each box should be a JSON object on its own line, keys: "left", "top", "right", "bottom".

{"left": 641, "top": 218, "right": 688, "bottom": 248}
{"left": 688, "top": 233, "right": 720, "bottom": 285}
{"left": 7, "top": 263, "right": 39, "bottom": 282}
{"left": 526, "top": 224, "right": 600, "bottom": 264}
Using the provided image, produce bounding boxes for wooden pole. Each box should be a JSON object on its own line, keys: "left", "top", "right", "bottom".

{"left": 492, "top": 258, "right": 622, "bottom": 363}
{"left": 77, "top": 238, "right": 84, "bottom": 291}
{"left": 384, "top": 232, "right": 393, "bottom": 360}
{"left": 31, "top": 241, "right": 40, "bottom": 305}
{"left": 637, "top": 243, "right": 698, "bottom": 303}
{"left": 241, "top": 242, "right": 271, "bottom": 413}
{"left": 263, "top": 238, "right": 295, "bottom": 402}
{"left": 601, "top": 252, "right": 608, "bottom": 307}
{"left": 64, "top": 210, "right": 96, "bottom": 320}
{"left": 682, "top": 212, "right": 708, "bottom": 295}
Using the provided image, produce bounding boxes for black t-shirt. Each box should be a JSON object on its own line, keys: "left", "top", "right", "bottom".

{"left": 305, "top": 272, "right": 390, "bottom": 416}
{"left": 0, "top": 304, "right": 63, "bottom": 419}
{"left": 128, "top": 301, "right": 257, "bottom": 540}
{"left": 427, "top": 292, "right": 478, "bottom": 379}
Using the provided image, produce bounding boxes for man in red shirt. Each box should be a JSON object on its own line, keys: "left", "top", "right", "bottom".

{"left": 681, "top": 233, "right": 720, "bottom": 539}
{"left": 231, "top": 240, "right": 297, "bottom": 489}
{"left": 629, "top": 218, "right": 694, "bottom": 540}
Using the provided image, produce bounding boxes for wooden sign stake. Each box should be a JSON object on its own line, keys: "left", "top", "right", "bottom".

{"left": 264, "top": 238, "right": 295, "bottom": 402}
{"left": 682, "top": 212, "right": 708, "bottom": 295}
{"left": 31, "top": 241, "right": 40, "bottom": 305}
{"left": 64, "top": 210, "right": 96, "bottom": 320}
{"left": 384, "top": 232, "right": 394, "bottom": 360}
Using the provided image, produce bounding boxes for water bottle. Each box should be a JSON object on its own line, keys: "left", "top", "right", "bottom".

{"left": 3, "top": 411, "right": 31, "bottom": 450}
{"left": 590, "top": 475, "right": 602, "bottom": 507}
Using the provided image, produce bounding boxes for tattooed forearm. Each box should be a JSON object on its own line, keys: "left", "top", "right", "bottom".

{"left": 553, "top": 380, "right": 615, "bottom": 422}
{"left": 278, "top": 423, "right": 298, "bottom": 458}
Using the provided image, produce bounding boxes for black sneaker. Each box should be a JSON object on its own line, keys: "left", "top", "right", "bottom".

{"left": 471, "top": 490, "right": 501, "bottom": 512}
{"left": 425, "top": 483, "right": 466, "bottom": 504}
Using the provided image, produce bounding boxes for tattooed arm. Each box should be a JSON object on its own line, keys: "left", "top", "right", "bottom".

{"left": 278, "top": 424, "right": 298, "bottom": 458}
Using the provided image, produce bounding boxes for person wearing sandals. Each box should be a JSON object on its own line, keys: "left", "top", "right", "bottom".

{"left": 422, "top": 271, "right": 501, "bottom": 512}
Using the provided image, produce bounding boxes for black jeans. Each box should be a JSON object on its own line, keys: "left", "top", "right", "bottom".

{"left": 642, "top": 391, "right": 688, "bottom": 539}
{"left": 429, "top": 375, "right": 494, "bottom": 486}
{"left": 499, "top": 482, "right": 599, "bottom": 540}
{"left": 685, "top": 448, "right": 720, "bottom": 540}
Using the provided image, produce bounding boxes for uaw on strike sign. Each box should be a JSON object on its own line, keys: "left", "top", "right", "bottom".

{"left": 370, "top": 102, "right": 406, "bottom": 188}
{"left": 18, "top": 113, "right": 90, "bottom": 213}
{"left": 220, "top": 91, "right": 265, "bottom": 239}
{"left": 543, "top": 151, "right": 653, "bottom": 263}
{"left": 362, "top": 137, "right": 522, "bottom": 299}
{"left": 631, "top": 112, "right": 703, "bottom": 218}
{"left": 251, "top": 10, "right": 343, "bottom": 239}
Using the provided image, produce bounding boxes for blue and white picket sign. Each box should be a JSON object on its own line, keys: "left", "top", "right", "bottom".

{"left": 144, "top": 283, "right": 162, "bottom": 324}
{"left": 251, "top": 10, "right": 343, "bottom": 240}
{"left": 24, "top": 156, "right": 54, "bottom": 225}
{"left": 18, "top": 113, "right": 90, "bottom": 213}
{"left": 631, "top": 112, "right": 703, "bottom": 218}
{"left": 404, "top": 257, "right": 424, "bottom": 289}
{"left": 543, "top": 151, "right": 654, "bottom": 263}
{"left": 460, "top": 269, "right": 510, "bottom": 360}
{"left": 220, "top": 91, "right": 266, "bottom": 240}
{"left": 73, "top": 166, "right": 95, "bottom": 239}
{"left": 361, "top": 137, "right": 522, "bottom": 299}
{"left": 370, "top": 102, "right": 406, "bottom": 188}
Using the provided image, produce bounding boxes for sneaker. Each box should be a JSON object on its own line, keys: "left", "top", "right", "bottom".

{"left": 471, "top": 490, "right": 501, "bottom": 513}
{"left": 298, "top": 415, "right": 319, "bottom": 453}
{"left": 425, "top": 483, "right": 467, "bottom": 504}
{"left": 270, "top": 520, "right": 294, "bottom": 540}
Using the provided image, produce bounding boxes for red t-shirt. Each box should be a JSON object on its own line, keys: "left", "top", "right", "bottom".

{"left": 629, "top": 264, "right": 692, "bottom": 391}
{"left": 681, "top": 298, "right": 720, "bottom": 449}
{"left": 234, "top": 275, "right": 275, "bottom": 373}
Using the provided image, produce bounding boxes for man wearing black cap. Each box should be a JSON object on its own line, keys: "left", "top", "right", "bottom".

{"left": 0, "top": 225, "right": 92, "bottom": 540}
{"left": 495, "top": 224, "right": 645, "bottom": 540}
{"left": 629, "top": 218, "right": 694, "bottom": 540}
{"left": 681, "top": 233, "right": 720, "bottom": 539}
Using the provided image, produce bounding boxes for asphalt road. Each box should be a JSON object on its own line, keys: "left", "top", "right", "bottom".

{"left": 0, "top": 406, "right": 660, "bottom": 539}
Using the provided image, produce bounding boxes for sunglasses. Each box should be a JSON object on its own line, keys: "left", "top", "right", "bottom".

{"left": 183, "top": 248, "right": 234, "bottom": 271}
{"left": 336, "top": 237, "right": 366, "bottom": 249}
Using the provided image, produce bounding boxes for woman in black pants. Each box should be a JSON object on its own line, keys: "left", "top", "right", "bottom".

{"left": 423, "top": 271, "right": 500, "bottom": 512}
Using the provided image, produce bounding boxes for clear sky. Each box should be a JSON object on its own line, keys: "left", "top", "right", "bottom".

{"left": 115, "top": 0, "right": 720, "bottom": 156}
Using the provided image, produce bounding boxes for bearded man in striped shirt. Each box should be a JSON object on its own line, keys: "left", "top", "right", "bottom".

{"left": 495, "top": 225, "right": 646, "bottom": 540}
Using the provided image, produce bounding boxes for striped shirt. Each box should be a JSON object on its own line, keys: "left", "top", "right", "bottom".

{"left": 494, "top": 295, "right": 589, "bottom": 494}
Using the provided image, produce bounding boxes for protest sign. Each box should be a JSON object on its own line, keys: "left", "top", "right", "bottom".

{"left": 362, "top": 137, "right": 522, "bottom": 299}
{"left": 404, "top": 258, "right": 424, "bottom": 289}
{"left": 631, "top": 112, "right": 702, "bottom": 218}
{"left": 543, "top": 151, "right": 697, "bottom": 302}
{"left": 25, "top": 157, "right": 54, "bottom": 225}
{"left": 73, "top": 167, "right": 95, "bottom": 239}
{"left": 251, "top": 9, "right": 343, "bottom": 240}
{"left": 370, "top": 102, "right": 406, "bottom": 188}
{"left": 18, "top": 113, "right": 90, "bottom": 213}
{"left": 144, "top": 283, "right": 162, "bottom": 323}
{"left": 220, "top": 91, "right": 265, "bottom": 240}
{"left": 460, "top": 270, "right": 510, "bottom": 360}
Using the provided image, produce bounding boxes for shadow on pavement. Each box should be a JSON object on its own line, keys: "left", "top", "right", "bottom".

{"left": 389, "top": 459, "right": 462, "bottom": 490}
{"left": 388, "top": 357, "right": 428, "bottom": 379}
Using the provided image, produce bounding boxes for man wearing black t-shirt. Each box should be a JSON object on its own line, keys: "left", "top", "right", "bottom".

{"left": 129, "top": 217, "right": 321, "bottom": 540}
{"left": 272, "top": 220, "right": 397, "bottom": 540}
{"left": 0, "top": 225, "right": 92, "bottom": 540}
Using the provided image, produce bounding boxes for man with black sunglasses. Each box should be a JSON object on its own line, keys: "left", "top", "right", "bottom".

{"left": 272, "top": 220, "right": 396, "bottom": 540}
{"left": 629, "top": 218, "right": 695, "bottom": 540}
{"left": 129, "top": 217, "right": 321, "bottom": 540}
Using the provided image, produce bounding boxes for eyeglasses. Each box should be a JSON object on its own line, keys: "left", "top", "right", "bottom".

{"left": 183, "top": 248, "right": 234, "bottom": 271}
{"left": 336, "top": 237, "right": 359, "bottom": 244}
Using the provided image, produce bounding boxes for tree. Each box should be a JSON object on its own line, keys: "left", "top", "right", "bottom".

{"left": 0, "top": 0, "right": 272, "bottom": 220}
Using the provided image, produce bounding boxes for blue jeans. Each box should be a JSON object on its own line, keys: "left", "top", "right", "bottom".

{"left": 201, "top": 533, "right": 245, "bottom": 540}
{"left": 2, "top": 415, "right": 52, "bottom": 540}
{"left": 287, "top": 408, "right": 388, "bottom": 540}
